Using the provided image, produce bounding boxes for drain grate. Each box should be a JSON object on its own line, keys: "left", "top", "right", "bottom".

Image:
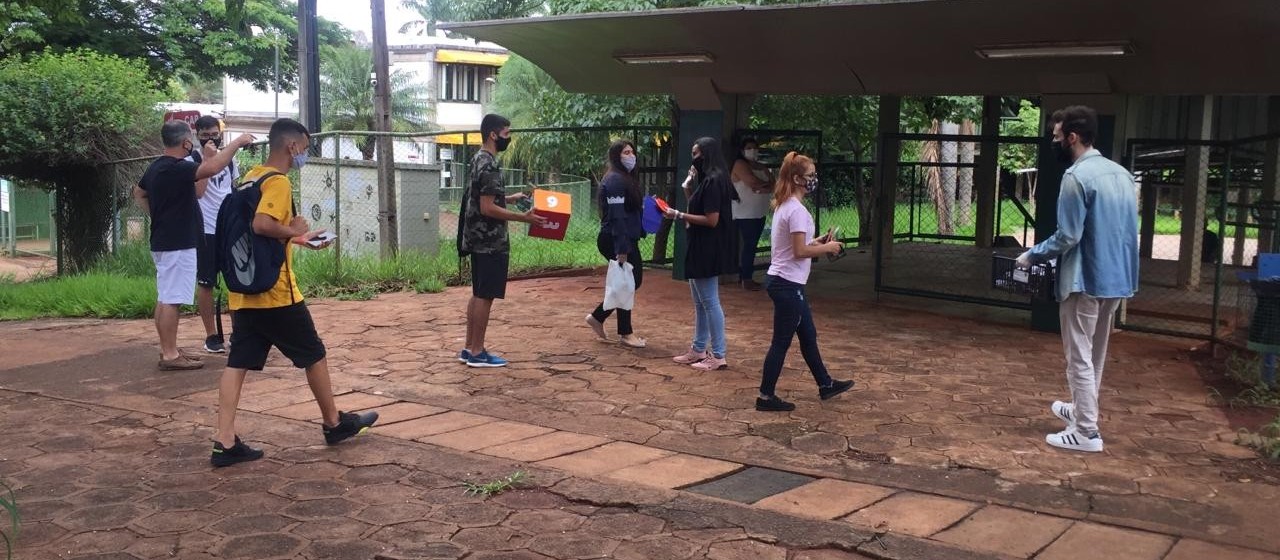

{"left": 684, "top": 466, "right": 815, "bottom": 504}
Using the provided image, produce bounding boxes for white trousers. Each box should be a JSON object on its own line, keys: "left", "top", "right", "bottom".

{"left": 1058, "top": 293, "right": 1123, "bottom": 434}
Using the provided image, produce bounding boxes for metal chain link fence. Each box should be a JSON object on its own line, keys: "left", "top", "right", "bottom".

{"left": 96, "top": 126, "right": 678, "bottom": 291}
{"left": 875, "top": 133, "right": 1043, "bottom": 307}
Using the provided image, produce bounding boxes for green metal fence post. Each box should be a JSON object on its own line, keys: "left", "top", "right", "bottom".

{"left": 334, "top": 133, "right": 343, "bottom": 278}
{"left": 51, "top": 187, "right": 61, "bottom": 274}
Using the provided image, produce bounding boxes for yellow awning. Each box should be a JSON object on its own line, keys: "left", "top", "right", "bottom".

{"left": 434, "top": 133, "right": 483, "bottom": 145}
{"left": 434, "top": 49, "right": 508, "bottom": 66}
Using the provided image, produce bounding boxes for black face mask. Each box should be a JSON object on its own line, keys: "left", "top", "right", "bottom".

{"left": 494, "top": 135, "right": 511, "bottom": 152}
{"left": 1052, "top": 139, "right": 1074, "bottom": 164}
{"left": 692, "top": 155, "right": 705, "bottom": 175}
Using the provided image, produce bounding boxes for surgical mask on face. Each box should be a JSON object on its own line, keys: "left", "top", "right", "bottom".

{"left": 621, "top": 154, "right": 636, "bottom": 171}
{"left": 743, "top": 149, "right": 758, "bottom": 162}
{"left": 494, "top": 134, "right": 511, "bottom": 152}
{"left": 292, "top": 149, "right": 308, "bottom": 170}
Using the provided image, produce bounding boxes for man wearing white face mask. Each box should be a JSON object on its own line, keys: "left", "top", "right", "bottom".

{"left": 731, "top": 137, "right": 774, "bottom": 290}
{"left": 210, "top": 118, "right": 378, "bottom": 467}
{"left": 586, "top": 139, "right": 648, "bottom": 348}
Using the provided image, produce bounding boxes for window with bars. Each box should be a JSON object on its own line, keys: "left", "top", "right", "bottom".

{"left": 438, "top": 63, "right": 492, "bottom": 103}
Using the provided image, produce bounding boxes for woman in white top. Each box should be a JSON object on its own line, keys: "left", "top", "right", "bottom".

{"left": 755, "top": 151, "right": 854, "bottom": 412}
{"left": 730, "top": 137, "right": 774, "bottom": 291}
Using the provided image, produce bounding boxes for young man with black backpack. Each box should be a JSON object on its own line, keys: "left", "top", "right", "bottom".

{"left": 211, "top": 118, "right": 378, "bottom": 467}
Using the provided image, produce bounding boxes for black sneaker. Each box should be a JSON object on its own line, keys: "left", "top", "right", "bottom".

{"left": 323, "top": 410, "right": 379, "bottom": 445}
{"left": 819, "top": 379, "right": 855, "bottom": 400}
{"left": 210, "top": 436, "right": 264, "bottom": 468}
{"left": 755, "top": 395, "right": 796, "bottom": 412}
{"left": 203, "top": 335, "right": 226, "bottom": 354}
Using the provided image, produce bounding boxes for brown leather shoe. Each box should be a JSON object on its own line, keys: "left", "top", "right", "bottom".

{"left": 159, "top": 355, "right": 204, "bottom": 371}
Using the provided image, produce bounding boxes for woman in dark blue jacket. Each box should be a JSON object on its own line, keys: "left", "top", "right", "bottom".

{"left": 586, "top": 139, "right": 647, "bottom": 348}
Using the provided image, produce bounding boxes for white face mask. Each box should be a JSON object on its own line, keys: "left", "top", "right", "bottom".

{"left": 621, "top": 154, "right": 636, "bottom": 171}
{"left": 743, "top": 149, "right": 758, "bottom": 162}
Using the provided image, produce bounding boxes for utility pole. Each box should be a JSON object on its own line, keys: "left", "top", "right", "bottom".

{"left": 371, "top": 0, "right": 397, "bottom": 257}
{"left": 297, "top": 0, "right": 321, "bottom": 137}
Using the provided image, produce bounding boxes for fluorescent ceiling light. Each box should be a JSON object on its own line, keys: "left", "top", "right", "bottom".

{"left": 976, "top": 42, "right": 1133, "bottom": 59}
{"left": 615, "top": 52, "right": 714, "bottom": 65}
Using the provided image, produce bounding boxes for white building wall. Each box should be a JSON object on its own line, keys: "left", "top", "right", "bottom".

{"left": 223, "top": 77, "right": 300, "bottom": 121}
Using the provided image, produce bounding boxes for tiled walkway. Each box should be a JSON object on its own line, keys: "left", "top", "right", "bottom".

{"left": 2, "top": 268, "right": 1278, "bottom": 559}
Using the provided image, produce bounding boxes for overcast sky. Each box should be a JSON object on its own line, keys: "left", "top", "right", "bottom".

{"left": 317, "top": 2, "right": 422, "bottom": 44}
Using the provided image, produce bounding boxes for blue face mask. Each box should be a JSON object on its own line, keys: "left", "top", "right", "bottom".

{"left": 292, "top": 150, "right": 308, "bottom": 170}
{"left": 621, "top": 154, "right": 637, "bottom": 171}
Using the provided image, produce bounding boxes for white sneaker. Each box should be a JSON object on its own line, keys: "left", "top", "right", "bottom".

{"left": 1051, "top": 400, "right": 1075, "bottom": 428}
{"left": 1046, "top": 427, "right": 1103, "bottom": 453}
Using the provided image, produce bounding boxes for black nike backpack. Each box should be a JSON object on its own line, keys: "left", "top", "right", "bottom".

{"left": 214, "top": 171, "right": 289, "bottom": 294}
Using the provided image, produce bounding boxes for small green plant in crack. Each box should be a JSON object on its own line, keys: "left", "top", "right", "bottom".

{"left": 1236, "top": 413, "right": 1280, "bottom": 460}
{"left": 463, "top": 471, "right": 528, "bottom": 498}
{"left": 0, "top": 479, "right": 18, "bottom": 559}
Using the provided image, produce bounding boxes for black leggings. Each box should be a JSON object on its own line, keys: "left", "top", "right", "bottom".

{"left": 591, "top": 231, "right": 643, "bottom": 335}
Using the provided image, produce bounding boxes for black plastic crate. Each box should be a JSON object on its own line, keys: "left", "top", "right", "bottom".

{"left": 991, "top": 253, "right": 1056, "bottom": 300}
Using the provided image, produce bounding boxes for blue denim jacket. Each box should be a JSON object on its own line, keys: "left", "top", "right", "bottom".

{"left": 1029, "top": 149, "right": 1140, "bottom": 302}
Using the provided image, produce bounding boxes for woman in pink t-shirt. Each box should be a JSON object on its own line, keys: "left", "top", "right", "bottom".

{"left": 755, "top": 152, "right": 855, "bottom": 412}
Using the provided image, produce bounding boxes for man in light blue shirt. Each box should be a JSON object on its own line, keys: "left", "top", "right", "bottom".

{"left": 1018, "top": 105, "right": 1139, "bottom": 453}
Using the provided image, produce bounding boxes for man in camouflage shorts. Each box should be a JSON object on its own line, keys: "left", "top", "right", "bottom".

{"left": 456, "top": 113, "right": 547, "bottom": 368}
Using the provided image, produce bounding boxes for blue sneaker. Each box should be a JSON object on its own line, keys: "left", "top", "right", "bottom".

{"left": 458, "top": 349, "right": 472, "bottom": 363}
{"left": 466, "top": 350, "right": 508, "bottom": 368}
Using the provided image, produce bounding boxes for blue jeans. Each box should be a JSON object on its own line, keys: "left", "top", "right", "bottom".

{"left": 760, "top": 275, "right": 832, "bottom": 396}
{"left": 737, "top": 218, "right": 766, "bottom": 281}
{"left": 689, "top": 276, "right": 726, "bottom": 358}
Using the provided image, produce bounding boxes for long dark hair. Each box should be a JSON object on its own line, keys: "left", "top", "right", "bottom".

{"left": 736, "top": 136, "right": 758, "bottom": 162}
{"left": 604, "top": 138, "right": 642, "bottom": 211}
{"left": 693, "top": 136, "right": 739, "bottom": 202}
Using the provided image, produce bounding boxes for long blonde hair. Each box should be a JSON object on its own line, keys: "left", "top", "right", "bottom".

{"left": 772, "top": 151, "right": 813, "bottom": 209}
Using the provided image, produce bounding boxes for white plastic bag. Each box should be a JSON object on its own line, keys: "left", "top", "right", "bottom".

{"left": 603, "top": 260, "right": 635, "bottom": 311}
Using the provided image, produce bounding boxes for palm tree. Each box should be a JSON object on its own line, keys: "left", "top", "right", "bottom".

{"left": 319, "top": 44, "right": 433, "bottom": 160}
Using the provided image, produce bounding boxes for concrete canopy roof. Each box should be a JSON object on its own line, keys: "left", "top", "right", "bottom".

{"left": 440, "top": 0, "right": 1280, "bottom": 97}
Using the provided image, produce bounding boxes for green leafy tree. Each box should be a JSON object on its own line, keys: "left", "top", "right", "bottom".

{"left": 999, "top": 99, "right": 1041, "bottom": 174}
{"left": 0, "top": 50, "right": 164, "bottom": 271}
{"left": 176, "top": 74, "right": 225, "bottom": 104}
{"left": 0, "top": 0, "right": 75, "bottom": 53}
{"left": 320, "top": 44, "right": 433, "bottom": 160}
{"left": 491, "top": 54, "right": 671, "bottom": 181}
{"left": 400, "top": 0, "right": 542, "bottom": 36}
{"left": 3, "top": 0, "right": 349, "bottom": 92}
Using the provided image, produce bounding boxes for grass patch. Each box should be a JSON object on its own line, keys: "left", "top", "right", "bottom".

{"left": 1, "top": 479, "right": 18, "bottom": 559}
{"left": 0, "top": 232, "right": 615, "bottom": 320}
{"left": 817, "top": 200, "right": 1039, "bottom": 242}
{"left": 0, "top": 273, "right": 156, "bottom": 320}
{"left": 463, "top": 471, "right": 528, "bottom": 498}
